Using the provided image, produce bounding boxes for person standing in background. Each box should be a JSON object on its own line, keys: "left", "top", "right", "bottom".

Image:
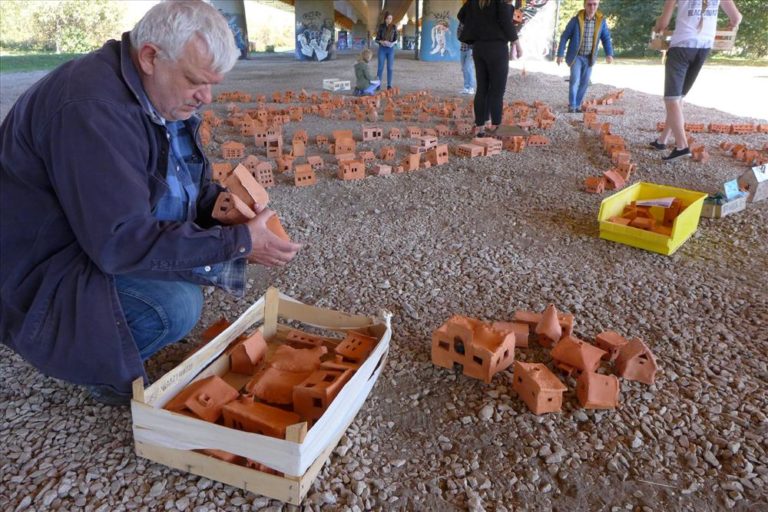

{"left": 458, "top": 23, "right": 476, "bottom": 95}
{"left": 650, "top": 0, "right": 742, "bottom": 162}
{"left": 375, "top": 11, "right": 398, "bottom": 90}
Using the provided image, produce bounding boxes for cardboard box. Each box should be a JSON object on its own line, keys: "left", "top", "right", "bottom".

{"left": 598, "top": 182, "right": 708, "bottom": 255}
{"left": 131, "top": 288, "right": 391, "bottom": 504}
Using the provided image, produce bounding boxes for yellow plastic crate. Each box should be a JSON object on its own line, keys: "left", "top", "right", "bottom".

{"left": 597, "top": 182, "right": 708, "bottom": 255}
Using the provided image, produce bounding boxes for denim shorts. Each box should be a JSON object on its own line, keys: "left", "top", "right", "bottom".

{"left": 664, "top": 47, "right": 711, "bottom": 99}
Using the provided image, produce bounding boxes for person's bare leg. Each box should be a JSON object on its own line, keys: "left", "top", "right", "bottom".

{"left": 665, "top": 98, "right": 687, "bottom": 149}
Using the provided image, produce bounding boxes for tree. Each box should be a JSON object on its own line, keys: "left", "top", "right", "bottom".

{"left": 601, "top": 0, "right": 663, "bottom": 57}
{"left": 32, "top": 0, "right": 123, "bottom": 54}
{"left": 732, "top": 0, "right": 768, "bottom": 58}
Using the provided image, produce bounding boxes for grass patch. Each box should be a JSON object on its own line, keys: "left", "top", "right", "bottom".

{"left": 0, "top": 53, "right": 83, "bottom": 73}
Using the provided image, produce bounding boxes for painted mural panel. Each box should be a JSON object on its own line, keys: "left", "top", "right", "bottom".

{"left": 420, "top": 10, "right": 460, "bottom": 62}
{"left": 295, "top": 10, "right": 335, "bottom": 61}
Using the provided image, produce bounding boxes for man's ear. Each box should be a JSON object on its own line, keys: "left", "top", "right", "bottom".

{"left": 136, "top": 43, "right": 161, "bottom": 76}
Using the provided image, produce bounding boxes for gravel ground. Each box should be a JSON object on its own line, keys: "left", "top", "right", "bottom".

{"left": 2, "top": 52, "right": 767, "bottom": 511}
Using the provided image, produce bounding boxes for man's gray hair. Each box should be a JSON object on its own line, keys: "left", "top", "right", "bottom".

{"left": 130, "top": 0, "right": 239, "bottom": 73}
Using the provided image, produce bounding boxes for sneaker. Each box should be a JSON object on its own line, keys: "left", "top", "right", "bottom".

{"left": 466, "top": 87, "right": 475, "bottom": 95}
{"left": 662, "top": 147, "right": 692, "bottom": 162}
{"left": 649, "top": 140, "right": 667, "bottom": 150}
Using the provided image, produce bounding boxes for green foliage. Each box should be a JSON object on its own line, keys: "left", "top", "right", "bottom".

{"left": 0, "top": 53, "right": 82, "bottom": 74}
{"left": 601, "top": 0, "right": 663, "bottom": 57}
{"left": 0, "top": 0, "right": 122, "bottom": 54}
{"left": 733, "top": 0, "right": 768, "bottom": 58}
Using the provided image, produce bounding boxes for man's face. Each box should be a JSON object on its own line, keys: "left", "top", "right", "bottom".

{"left": 141, "top": 37, "right": 224, "bottom": 121}
{"left": 585, "top": 0, "right": 599, "bottom": 19}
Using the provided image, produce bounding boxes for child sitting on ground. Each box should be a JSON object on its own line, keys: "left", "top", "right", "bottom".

{"left": 354, "top": 49, "right": 380, "bottom": 96}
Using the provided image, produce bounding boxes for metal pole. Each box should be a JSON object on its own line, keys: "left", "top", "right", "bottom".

{"left": 415, "top": 0, "right": 421, "bottom": 60}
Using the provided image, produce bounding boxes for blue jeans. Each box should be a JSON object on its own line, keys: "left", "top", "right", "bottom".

{"left": 569, "top": 55, "right": 593, "bottom": 109}
{"left": 461, "top": 48, "right": 476, "bottom": 89}
{"left": 115, "top": 275, "right": 203, "bottom": 360}
{"left": 362, "top": 80, "right": 380, "bottom": 95}
{"left": 377, "top": 45, "right": 395, "bottom": 88}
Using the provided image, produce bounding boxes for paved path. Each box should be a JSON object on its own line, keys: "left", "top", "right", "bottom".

{"left": 514, "top": 59, "right": 768, "bottom": 121}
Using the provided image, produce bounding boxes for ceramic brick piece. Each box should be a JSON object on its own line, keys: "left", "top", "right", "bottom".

{"left": 534, "top": 304, "right": 563, "bottom": 348}
{"left": 293, "top": 368, "right": 354, "bottom": 424}
{"left": 504, "top": 136, "right": 527, "bottom": 153}
{"left": 383, "top": 107, "right": 395, "bottom": 122}
{"left": 432, "top": 315, "right": 516, "bottom": 384}
{"left": 335, "top": 332, "right": 378, "bottom": 364}
{"left": 585, "top": 176, "right": 606, "bottom": 194}
{"left": 616, "top": 162, "right": 636, "bottom": 181}
{"left": 594, "top": 331, "right": 629, "bottom": 362}
{"left": 491, "top": 321, "right": 530, "bottom": 348}
{"left": 663, "top": 198, "right": 684, "bottom": 225}
{"left": 615, "top": 339, "right": 658, "bottom": 385}
{"left": 708, "top": 123, "right": 730, "bottom": 134}
{"left": 221, "top": 396, "right": 302, "bottom": 438}
{"left": 338, "top": 160, "right": 366, "bottom": 180}
{"left": 550, "top": 335, "right": 607, "bottom": 375}
{"left": 263, "top": 215, "right": 288, "bottom": 242}
{"left": 434, "top": 125, "right": 451, "bottom": 137}
{"left": 246, "top": 367, "right": 311, "bottom": 404}
{"left": 576, "top": 372, "right": 620, "bottom": 409}
{"left": 691, "top": 145, "right": 710, "bottom": 163}
{"left": 200, "top": 316, "right": 231, "bottom": 344}
{"left": 731, "top": 123, "right": 756, "bottom": 135}
{"left": 294, "top": 163, "right": 317, "bottom": 187}
{"left": 164, "top": 375, "right": 239, "bottom": 423}
{"left": 611, "top": 150, "right": 631, "bottom": 166}
{"left": 511, "top": 361, "right": 567, "bottom": 414}
{"left": 229, "top": 330, "right": 267, "bottom": 374}
{"left": 212, "top": 192, "right": 256, "bottom": 225}
{"left": 221, "top": 141, "right": 246, "bottom": 160}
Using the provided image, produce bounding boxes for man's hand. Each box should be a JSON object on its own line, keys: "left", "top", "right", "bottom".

{"left": 606, "top": 56, "right": 614, "bottom": 64}
{"left": 556, "top": 56, "right": 563, "bottom": 66}
{"left": 513, "top": 40, "right": 523, "bottom": 59}
{"left": 653, "top": 18, "right": 667, "bottom": 34}
{"left": 245, "top": 209, "right": 302, "bottom": 267}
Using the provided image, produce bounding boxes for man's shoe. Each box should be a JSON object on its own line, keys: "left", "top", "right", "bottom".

{"left": 459, "top": 88, "right": 470, "bottom": 95}
{"left": 649, "top": 140, "right": 667, "bottom": 150}
{"left": 662, "top": 147, "right": 692, "bottom": 162}
{"left": 86, "top": 385, "right": 131, "bottom": 406}
{"left": 466, "top": 87, "right": 475, "bottom": 95}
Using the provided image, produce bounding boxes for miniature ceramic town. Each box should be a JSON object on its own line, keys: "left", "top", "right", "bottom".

{"left": 165, "top": 318, "right": 378, "bottom": 474}
{"left": 431, "top": 304, "right": 657, "bottom": 415}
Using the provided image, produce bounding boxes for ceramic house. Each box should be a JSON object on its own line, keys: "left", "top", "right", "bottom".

{"left": 550, "top": 335, "right": 607, "bottom": 375}
{"left": 316, "top": 134, "right": 329, "bottom": 149}
{"left": 615, "top": 339, "right": 658, "bottom": 385}
{"left": 241, "top": 155, "right": 261, "bottom": 173}
{"left": 291, "top": 140, "right": 306, "bottom": 158}
{"left": 456, "top": 144, "right": 484, "bottom": 158}
{"left": 335, "top": 332, "right": 378, "bottom": 364}
{"left": 611, "top": 150, "right": 631, "bottom": 166}
{"left": 224, "top": 164, "right": 269, "bottom": 209}
{"left": 511, "top": 361, "right": 567, "bottom": 415}
{"left": 472, "top": 138, "right": 502, "bottom": 156}
{"left": 534, "top": 304, "right": 563, "bottom": 347}
{"left": 164, "top": 375, "right": 239, "bottom": 423}
{"left": 388, "top": 128, "right": 402, "bottom": 140}
{"left": 603, "top": 169, "right": 626, "bottom": 190}
{"left": 434, "top": 125, "right": 451, "bottom": 137}
{"left": 708, "top": 123, "right": 730, "bottom": 134}
{"left": 584, "top": 176, "right": 606, "bottom": 194}
{"left": 211, "top": 162, "right": 234, "bottom": 184}
{"left": 738, "top": 164, "right": 768, "bottom": 202}
{"left": 406, "top": 126, "right": 422, "bottom": 138}
{"left": 401, "top": 153, "right": 420, "bottom": 171}
{"left": 358, "top": 151, "right": 376, "bottom": 165}
{"left": 490, "top": 321, "right": 530, "bottom": 348}
{"left": 253, "top": 162, "right": 274, "bottom": 188}
{"left": 379, "top": 146, "right": 396, "bottom": 161}
{"left": 731, "top": 123, "right": 755, "bottom": 135}
{"left": 266, "top": 135, "right": 283, "bottom": 159}
{"left": 239, "top": 117, "right": 256, "bottom": 137}
{"left": 247, "top": 367, "right": 310, "bottom": 404}
{"left": 691, "top": 145, "right": 710, "bottom": 163}
{"left": 383, "top": 107, "right": 395, "bottom": 122}
{"left": 292, "top": 129, "right": 308, "bottom": 144}
{"left": 332, "top": 129, "right": 354, "bottom": 142}
{"left": 306, "top": 155, "right": 324, "bottom": 171}
{"left": 222, "top": 396, "right": 301, "bottom": 438}
{"left": 254, "top": 126, "right": 269, "bottom": 147}
{"left": 229, "top": 330, "right": 267, "bottom": 374}
{"left": 212, "top": 192, "right": 256, "bottom": 225}
{"left": 293, "top": 367, "right": 354, "bottom": 424}
{"left": 285, "top": 329, "right": 335, "bottom": 349}
{"left": 576, "top": 372, "right": 620, "bottom": 409}
{"left": 362, "top": 126, "right": 384, "bottom": 141}
{"left": 594, "top": 331, "right": 629, "bottom": 362}
{"left": 426, "top": 144, "right": 449, "bottom": 166}
{"left": 275, "top": 155, "right": 294, "bottom": 174}
{"left": 505, "top": 136, "right": 526, "bottom": 153}
{"left": 332, "top": 138, "right": 356, "bottom": 155}
{"left": 338, "top": 160, "right": 365, "bottom": 181}
{"left": 221, "top": 141, "right": 245, "bottom": 160}
{"left": 455, "top": 123, "right": 473, "bottom": 136}
{"left": 294, "top": 163, "right": 317, "bottom": 187}
{"left": 431, "top": 315, "right": 516, "bottom": 384}
{"left": 616, "top": 162, "right": 635, "bottom": 181}
{"left": 371, "top": 164, "right": 392, "bottom": 176}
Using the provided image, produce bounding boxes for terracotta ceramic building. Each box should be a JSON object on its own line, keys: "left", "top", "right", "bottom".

{"left": 511, "top": 361, "right": 567, "bottom": 415}
{"left": 576, "top": 372, "right": 620, "bottom": 409}
{"left": 550, "top": 336, "right": 607, "bottom": 375}
{"left": 615, "top": 339, "right": 658, "bottom": 385}
{"left": 432, "top": 315, "right": 516, "bottom": 384}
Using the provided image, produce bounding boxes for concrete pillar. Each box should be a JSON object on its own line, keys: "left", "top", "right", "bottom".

{"left": 419, "top": 0, "right": 462, "bottom": 62}
{"left": 349, "top": 20, "right": 369, "bottom": 50}
{"left": 295, "top": 0, "right": 336, "bottom": 61}
{"left": 210, "top": 0, "right": 249, "bottom": 58}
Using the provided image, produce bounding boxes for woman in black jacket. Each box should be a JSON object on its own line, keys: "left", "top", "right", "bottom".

{"left": 375, "top": 11, "right": 398, "bottom": 90}
{"left": 458, "top": 0, "right": 522, "bottom": 136}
